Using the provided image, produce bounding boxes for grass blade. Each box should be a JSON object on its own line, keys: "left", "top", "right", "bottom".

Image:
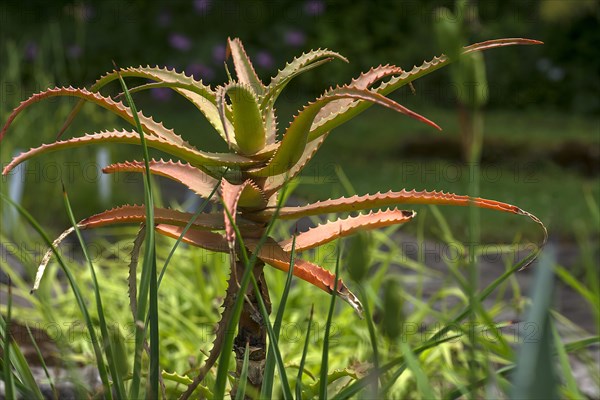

{"left": 114, "top": 64, "right": 159, "bottom": 399}
{"left": 296, "top": 305, "right": 315, "bottom": 399}
{"left": 261, "top": 233, "right": 297, "bottom": 399}
{"left": 358, "top": 285, "right": 379, "bottom": 394}
{"left": 234, "top": 342, "right": 250, "bottom": 400}
{"left": 61, "top": 184, "right": 127, "bottom": 398}
{"left": 248, "top": 273, "right": 293, "bottom": 399}
{"left": 0, "top": 311, "right": 54, "bottom": 399}
{"left": 552, "top": 324, "right": 583, "bottom": 399}
{"left": 400, "top": 341, "right": 436, "bottom": 399}
{"left": 319, "top": 241, "right": 341, "bottom": 400}
{"left": 565, "top": 336, "right": 600, "bottom": 352}
{"left": 335, "top": 331, "right": 462, "bottom": 399}
{"left": 0, "top": 193, "right": 112, "bottom": 399}
{"left": 511, "top": 250, "right": 559, "bottom": 399}
{"left": 25, "top": 324, "right": 57, "bottom": 399}
{"left": 3, "top": 278, "right": 15, "bottom": 400}
{"left": 333, "top": 252, "right": 537, "bottom": 399}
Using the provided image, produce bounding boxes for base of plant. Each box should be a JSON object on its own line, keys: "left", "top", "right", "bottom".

{"left": 232, "top": 260, "right": 271, "bottom": 397}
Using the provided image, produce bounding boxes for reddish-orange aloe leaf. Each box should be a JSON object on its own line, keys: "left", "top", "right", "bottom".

{"left": 462, "top": 38, "right": 543, "bottom": 54}
{"left": 250, "top": 86, "right": 441, "bottom": 177}
{"left": 32, "top": 206, "right": 258, "bottom": 291}
{"left": 0, "top": 87, "right": 187, "bottom": 146}
{"left": 78, "top": 205, "right": 257, "bottom": 231}
{"left": 246, "top": 238, "right": 362, "bottom": 315}
{"left": 315, "top": 64, "right": 405, "bottom": 123}
{"left": 309, "top": 38, "right": 543, "bottom": 140}
{"left": 279, "top": 208, "right": 415, "bottom": 252}
{"left": 221, "top": 179, "right": 247, "bottom": 246}
{"left": 221, "top": 178, "right": 267, "bottom": 241}
{"left": 1, "top": 130, "right": 258, "bottom": 176}
{"left": 250, "top": 189, "right": 547, "bottom": 245}
{"left": 102, "top": 159, "right": 219, "bottom": 200}
{"left": 151, "top": 226, "right": 362, "bottom": 315}
{"left": 156, "top": 224, "right": 229, "bottom": 253}
{"left": 156, "top": 224, "right": 362, "bottom": 314}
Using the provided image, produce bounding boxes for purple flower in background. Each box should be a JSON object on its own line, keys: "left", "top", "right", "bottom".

{"left": 187, "top": 63, "right": 215, "bottom": 82}
{"left": 80, "top": 3, "right": 95, "bottom": 21}
{"left": 70, "top": 3, "right": 95, "bottom": 22}
{"left": 169, "top": 33, "right": 192, "bottom": 52}
{"left": 24, "top": 41, "right": 38, "bottom": 61}
{"left": 304, "top": 0, "right": 325, "bottom": 16}
{"left": 255, "top": 51, "right": 274, "bottom": 69}
{"left": 212, "top": 44, "right": 226, "bottom": 64}
{"left": 194, "top": 0, "right": 212, "bottom": 14}
{"left": 151, "top": 87, "right": 172, "bottom": 102}
{"left": 157, "top": 10, "right": 172, "bottom": 27}
{"left": 284, "top": 29, "right": 306, "bottom": 47}
{"left": 67, "top": 44, "right": 82, "bottom": 59}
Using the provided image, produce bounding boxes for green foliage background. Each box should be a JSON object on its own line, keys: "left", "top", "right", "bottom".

{"left": 1, "top": 0, "right": 598, "bottom": 113}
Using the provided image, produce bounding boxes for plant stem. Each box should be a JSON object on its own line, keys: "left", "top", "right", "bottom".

{"left": 232, "top": 260, "right": 271, "bottom": 399}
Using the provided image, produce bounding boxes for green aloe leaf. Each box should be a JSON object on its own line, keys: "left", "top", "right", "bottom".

{"left": 223, "top": 83, "right": 266, "bottom": 154}
{"left": 227, "top": 37, "right": 265, "bottom": 94}
{"left": 262, "top": 135, "right": 327, "bottom": 197}
{"left": 262, "top": 48, "right": 348, "bottom": 109}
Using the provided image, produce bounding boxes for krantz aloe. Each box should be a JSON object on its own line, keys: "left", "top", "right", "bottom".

{"left": 0, "top": 37, "right": 546, "bottom": 393}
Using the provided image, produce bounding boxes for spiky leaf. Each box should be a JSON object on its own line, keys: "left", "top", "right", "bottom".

{"left": 279, "top": 209, "right": 415, "bottom": 252}
{"left": 309, "top": 38, "right": 543, "bottom": 140}
{"left": 102, "top": 159, "right": 219, "bottom": 200}
{"left": 57, "top": 66, "right": 217, "bottom": 139}
{"left": 262, "top": 135, "right": 327, "bottom": 197}
{"left": 0, "top": 87, "right": 187, "bottom": 146}
{"left": 1, "top": 130, "right": 258, "bottom": 177}
{"left": 262, "top": 49, "right": 348, "bottom": 109}
{"left": 223, "top": 83, "right": 266, "bottom": 154}
{"left": 156, "top": 224, "right": 228, "bottom": 253}
{"left": 79, "top": 205, "right": 254, "bottom": 231}
{"left": 251, "top": 189, "right": 547, "bottom": 248}
{"left": 250, "top": 87, "right": 440, "bottom": 177}
{"left": 227, "top": 38, "right": 265, "bottom": 94}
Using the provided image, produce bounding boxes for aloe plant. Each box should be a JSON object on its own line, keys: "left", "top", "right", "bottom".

{"left": 0, "top": 37, "right": 546, "bottom": 395}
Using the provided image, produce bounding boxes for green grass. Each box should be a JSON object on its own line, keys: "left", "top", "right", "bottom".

{"left": 2, "top": 195, "right": 598, "bottom": 397}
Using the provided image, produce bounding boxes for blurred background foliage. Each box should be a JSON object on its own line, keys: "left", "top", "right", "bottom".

{"left": 1, "top": 0, "right": 598, "bottom": 112}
